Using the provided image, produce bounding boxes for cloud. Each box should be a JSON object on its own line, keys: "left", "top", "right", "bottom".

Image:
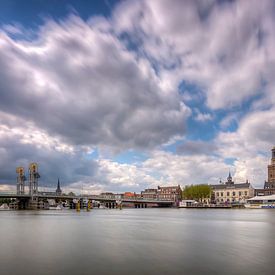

{"left": 113, "top": 0, "right": 275, "bottom": 110}
{"left": 217, "top": 108, "right": 275, "bottom": 159}
{"left": 194, "top": 112, "right": 213, "bottom": 122}
{"left": 214, "top": 108, "right": 275, "bottom": 186}
{"left": 176, "top": 140, "right": 218, "bottom": 156}
{"left": 142, "top": 150, "right": 230, "bottom": 185}
{"left": 0, "top": 15, "right": 190, "bottom": 152}
{"left": 1, "top": 1, "right": 275, "bottom": 192}
{"left": 0, "top": 116, "right": 98, "bottom": 186}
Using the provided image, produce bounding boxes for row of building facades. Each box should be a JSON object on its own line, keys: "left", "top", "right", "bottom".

{"left": 100, "top": 147, "right": 275, "bottom": 205}
{"left": 211, "top": 147, "right": 275, "bottom": 205}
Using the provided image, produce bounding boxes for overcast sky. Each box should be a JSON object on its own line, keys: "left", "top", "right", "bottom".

{"left": 0, "top": 0, "right": 275, "bottom": 193}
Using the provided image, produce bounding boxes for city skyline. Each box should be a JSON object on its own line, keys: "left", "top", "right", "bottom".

{"left": 1, "top": 0, "right": 275, "bottom": 193}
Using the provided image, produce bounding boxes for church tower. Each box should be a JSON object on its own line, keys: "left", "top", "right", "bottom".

{"left": 267, "top": 147, "right": 275, "bottom": 183}
{"left": 226, "top": 171, "right": 234, "bottom": 185}
{"left": 56, "top": 178, "right": 62, "bottom": 196}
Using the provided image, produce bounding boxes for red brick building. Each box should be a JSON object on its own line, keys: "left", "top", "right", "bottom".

{"left": 157, "top": 185, "right": 182, "bottom": 201}
{"left": 141, "top": 188, "right": 158, "bottom": 199}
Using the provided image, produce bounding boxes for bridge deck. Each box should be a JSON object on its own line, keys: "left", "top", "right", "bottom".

{"left": 0, "top": 193, "right": 174, "bottom": 204}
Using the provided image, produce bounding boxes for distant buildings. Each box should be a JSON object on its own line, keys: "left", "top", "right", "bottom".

{"left": 157, "top": 185, "right": 182, "bottom": 201}
{"left": 141, "top": 186, "right": 182, "bottom": 202}
{"left": 124, "top": 192, "right": 136, "bottom": 198}
{"left": 255, "top": 147, "right": 275, "bottom": 196}
{"left": 141, "top": 188, "right": 158, "bottom": 199}
{"left": 211, "top": 172, "right": 254, "bottom": 205}
{"left": 100, "top": 186, "right": 182, "bottom": 203}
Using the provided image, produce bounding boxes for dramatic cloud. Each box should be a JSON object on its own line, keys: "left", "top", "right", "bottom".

{"left": 113, "top": 0, "right": 275, "bottom": 110}
{"left": 1, "top": 0, "right": 275, "bottom": 191}
{"left": 0, "top": 15, "right": 189, "bottom": 151}
{"left": 0, "top": 113, "right": 98, "bottom": 186}
{"left": 217, "top": 108, "right": 275, "bottom": 159}
{"left": 142, "top": 150, "right": 230, "bottom": 185}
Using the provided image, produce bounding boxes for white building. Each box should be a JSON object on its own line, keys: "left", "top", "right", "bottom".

{"left": 211, "top": 172, "right": 254, "bottom": 205}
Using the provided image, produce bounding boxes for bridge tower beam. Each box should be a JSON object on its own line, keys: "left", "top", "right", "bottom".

{"left": 28, "top": 163, "right": 40, "bottom": 199}
{"left": 16, "top": 167, "right": 26, "bottom": 195}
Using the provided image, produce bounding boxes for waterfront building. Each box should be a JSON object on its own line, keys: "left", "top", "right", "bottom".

{"left": 255, "top": 147, "right": 275, "bottom": 196}
{"left": 123, "top": 192, "right": 136, "bottom": 198}
{"left": 141, "top": 188, "right": 158, "bottom": 199}
{"left": 211, "top": 172, "right": 254, "bottom": 204}
{"left": 245, "top": 194, "right": 275, "bottom": 208}
{"left": 100, "top": 192, "right": 114, "bottom": 199}
{"left": 56, "top": 178, "right": 62, "bottom": 196}
{"left": 114, "top": 193, "right": 123, "bottom": 200}
{"left": 157, "top": 185, "right": 182, "bottom": 201}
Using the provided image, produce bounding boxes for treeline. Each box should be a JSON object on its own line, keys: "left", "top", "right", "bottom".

{"left": 182, "top": 184, "right": 211, "bottom": 201}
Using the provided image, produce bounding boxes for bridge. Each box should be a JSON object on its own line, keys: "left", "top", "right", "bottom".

{"left": 0, "top": 191, "right": 175, "bottom": 209}
{"left": 0, "top": 163, "right": 176, "bottom": 209}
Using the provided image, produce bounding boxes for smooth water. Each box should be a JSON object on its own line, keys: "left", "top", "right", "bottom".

{"left": 0, "top": 209, "right": 274, "bottom": 275}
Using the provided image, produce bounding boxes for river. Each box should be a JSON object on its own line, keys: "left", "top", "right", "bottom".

{"left": 0, "top": 208, "right": 274, "bottom": 275}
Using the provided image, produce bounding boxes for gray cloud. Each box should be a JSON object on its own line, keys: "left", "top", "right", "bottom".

{"left": 176, "top": 140, "right": 218, "bottom": 156}
{"left": 0, "top": 134, "right": 98, "bottom": 187}
{"left": 1, "top": 1, "right": 275, "bottom": 191}
{"left": 0, "top": 15, "right": 189, "bottom": 152}
{"left": 113, "top": 0, "right": 275, "bottom": 110}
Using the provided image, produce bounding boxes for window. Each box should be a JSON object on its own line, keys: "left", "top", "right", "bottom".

{"left": 216, "top": 192, "right": 219, "bottom": 196}
{"left": 245, "top": 191, "right": 248, "bottom": 196}
{"left": 221, "top": 192, "right": 223, "bottom": 196}
{"left": 227, "top": 192, "right": 230, "bottom": 196}
{"left": 233, "top": 192, "right": 235, "bottom": 196}
{"left": 239, "top": 191, "right": 242, "bottom": 196}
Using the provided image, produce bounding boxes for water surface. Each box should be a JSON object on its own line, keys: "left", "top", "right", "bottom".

{"left": 0, "top": 209, "right": 274, "bottom": 275}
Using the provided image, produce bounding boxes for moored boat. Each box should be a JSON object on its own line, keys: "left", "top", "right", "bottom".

{"left": 178, "top": 200, "right": 197, "bottom": 208}
{"left": 245, "top": 195, "right": 275, "bottom": 209}
{"left": 0, "top": 203, "right": 10, "bottom": 210}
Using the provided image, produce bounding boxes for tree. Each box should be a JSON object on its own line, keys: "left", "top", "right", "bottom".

{"left": 182, "top": 184, "right": 211, "bottom": 202}
{"left": 0, "top": 198, "right": 12, "bottom": 205}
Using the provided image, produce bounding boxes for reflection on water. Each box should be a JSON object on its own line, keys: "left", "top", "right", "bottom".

{"left": 0, "top": 209, "right": 274, "bottom": 275}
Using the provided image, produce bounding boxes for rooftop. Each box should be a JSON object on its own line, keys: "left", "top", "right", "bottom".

{"left": 248, "top": 194, "right": 275, "bottom": 201}
{"left": 211, "top": 183, "right": 251, "bottom": 190}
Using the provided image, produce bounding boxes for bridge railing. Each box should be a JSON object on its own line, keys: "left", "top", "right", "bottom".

{"left": 90, "top": 195, "right": 175, "bottom": 202}
{"left": 0, "top": 191, "right": 175, "bottom": 202}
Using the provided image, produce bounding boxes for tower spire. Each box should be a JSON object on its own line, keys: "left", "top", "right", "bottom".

{"left": 56, "top": 178, "right": 62, "bottom": 195}
{"left": 226, "top": 170, "right": 233, "bottom": 184}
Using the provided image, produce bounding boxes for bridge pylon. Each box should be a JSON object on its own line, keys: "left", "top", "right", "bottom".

{"left": 29, "top": 163, "right": 40, "bottom": 198}
{"left": 16, "top": 167, "right": 26, "bottom": 195}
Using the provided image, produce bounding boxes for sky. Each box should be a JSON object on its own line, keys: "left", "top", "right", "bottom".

{"left": 0, "top": 0, "right": 275, "bottom": 193}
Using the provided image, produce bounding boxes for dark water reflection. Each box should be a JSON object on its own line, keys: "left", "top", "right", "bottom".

{"left": 0, "top": 209, "right": 274, "bottom": 275}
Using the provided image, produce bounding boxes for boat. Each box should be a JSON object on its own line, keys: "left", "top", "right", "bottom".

{"left": 245, "top": 195, "right": 275, "bottom": 209}
{"left": 178, "top": 200, "right": 197, "bottom": 208}
{"left": 0, "top": 203, "right": 10, "bottom": 210}
{"left": 49, "top": 205, "right": 63, "bottom": 210}
{"left": 47, "top": 199, "right": 63, "bottom": 210}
